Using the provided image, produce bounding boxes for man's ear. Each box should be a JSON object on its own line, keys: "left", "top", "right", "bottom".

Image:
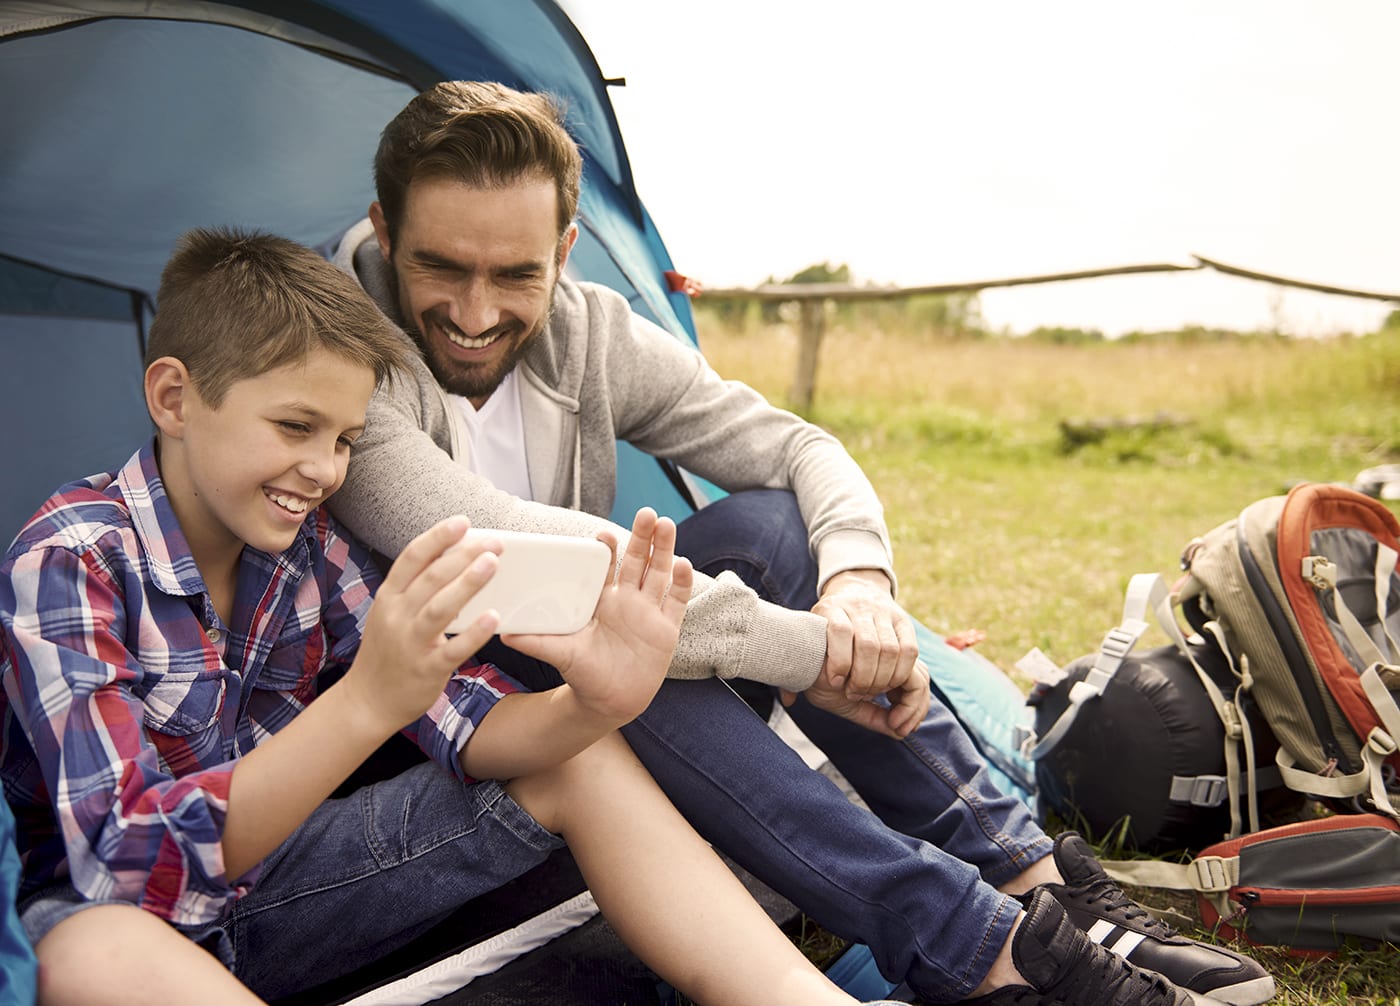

{"left": 369, "top": 202, "right": 393, "bottom": 262}
{"left": 556, "top": 222, "right": 579, "bottom": 275}
{"left": 145, "top": 357, "right": 193, "bottom": 438}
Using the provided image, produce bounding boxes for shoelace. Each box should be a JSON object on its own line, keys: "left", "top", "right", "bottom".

{"left": 1076, "top": 874, "right": 1179, "bottom": 938}
{"left": 1054, "top": 931, "right": 1184, "bottom": 1006}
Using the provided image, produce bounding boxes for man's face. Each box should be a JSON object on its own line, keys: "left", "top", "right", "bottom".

{"left": 374, "top": 175, "right": 575, "bottom": 408}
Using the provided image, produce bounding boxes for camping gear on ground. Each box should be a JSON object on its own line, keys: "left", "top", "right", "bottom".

{"left": 1103, "top": 813, "right": 1400, "bottom": 956}
{"left": 1022, "top": 576, "right": 1298, "bottom": 851}
{"left": 1024, "top": 483, "right": 1400, "bottom": 851}
{"left": 1027, "top": 637, "right": 1294, "bottom": 852}
{"left": 1174, "top": 481, "right": 1400, "bottom": 823}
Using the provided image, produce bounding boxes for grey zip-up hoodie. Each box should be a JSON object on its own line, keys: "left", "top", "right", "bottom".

{"left": 329, "top": 220, "right": 895, "bottom": 689}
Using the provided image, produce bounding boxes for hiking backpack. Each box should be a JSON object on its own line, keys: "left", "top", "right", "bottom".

{"left": 1025, "top": 482, "right": 1400, "bottom": 845}
{"left": 1106, "top": 812, "right": 1400, "bottom": 956}
{"left": 1176, "top": 482, "right": 1400, "bottom": 827}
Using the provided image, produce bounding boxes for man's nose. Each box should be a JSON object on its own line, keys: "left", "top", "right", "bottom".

{"left": 454, "top": 277, "right": 503, "bottom": 337}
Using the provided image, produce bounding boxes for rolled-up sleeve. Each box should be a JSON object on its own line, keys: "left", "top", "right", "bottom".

{"left": 404, "top": 662, "right": 522, "bottom": 781}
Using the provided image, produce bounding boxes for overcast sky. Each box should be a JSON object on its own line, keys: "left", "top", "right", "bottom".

{"left": 561, "top": 2, "right": 1400, "bottom": 337}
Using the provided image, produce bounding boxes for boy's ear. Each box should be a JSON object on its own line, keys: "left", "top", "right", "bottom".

{"left": 145, "top": 357, "right": 193, "bottom": 438}
{"left": 369, "top": 202, "right": 392, "bottom": 262}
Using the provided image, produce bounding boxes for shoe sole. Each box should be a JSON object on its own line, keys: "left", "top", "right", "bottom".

{"left": 1190, "top": 974, "right": 1277, "bottom": 1006}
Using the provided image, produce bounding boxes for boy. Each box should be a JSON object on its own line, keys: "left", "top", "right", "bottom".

{"left": 0, "top": 228, "right": 890, "bottom": 1006}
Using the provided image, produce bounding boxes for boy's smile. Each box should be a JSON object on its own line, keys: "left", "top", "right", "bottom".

{"left": 155, "top": 346, "right": 376, "bottom": 580}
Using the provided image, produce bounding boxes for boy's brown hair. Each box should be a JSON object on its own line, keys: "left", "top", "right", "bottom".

{"left": 145, "top": 227, "right": 408, "bottom": 406}
{"left": 373, "top": 81, "right": 582, "bottom": 248}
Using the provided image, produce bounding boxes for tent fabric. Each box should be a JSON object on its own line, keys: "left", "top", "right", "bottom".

{"left": 0, "top": 0, "right": 699, "bottom": 544}
{"left": 2, "top": 3, "right": 1037, "bottom": 1000}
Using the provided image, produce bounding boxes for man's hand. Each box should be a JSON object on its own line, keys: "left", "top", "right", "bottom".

{"left": 782, "top": 657, "right": 931, "bottom": 739}
{"left": 803, "top": 568, "right": 929, "bottom": 737}
{"left": 506, "top": 508, "right": 693, "bottom": 726}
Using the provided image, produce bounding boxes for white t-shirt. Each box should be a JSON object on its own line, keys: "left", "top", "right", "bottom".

{"left": 451, "top": 369, "right": 534, "bottom": 501}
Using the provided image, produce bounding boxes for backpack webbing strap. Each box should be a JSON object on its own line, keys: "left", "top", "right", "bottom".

{"left": 1101, "top": 854, "right": 1239, "bottom": 926}
{"left": 1374, "top": 544, "right": 1400, "bottom": 661}
{"left": 1303, "top": 552, "right": 1397, "bottom": 668}
{"left": 1142, "top": 575, "right": 1260, "bottom": 837}
{"left": 1024, "top": 576, "right": 1153, "bottom": 760}
{"left": 1168, "top": 764, "right": 1283, "bottom": 808}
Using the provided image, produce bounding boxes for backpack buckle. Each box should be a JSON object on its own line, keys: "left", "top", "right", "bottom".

{"left": 1188, "top": 855, "right": 1236, "bottom": 893}
{"left": 1099, "top": 625, "right": 1139, "bottom": 661}
{"left": 1301, "top": 555, "right": 1337, "bottom": 590}
{"left": 1171, "top": 774, "right": 1229, "bottom": 807}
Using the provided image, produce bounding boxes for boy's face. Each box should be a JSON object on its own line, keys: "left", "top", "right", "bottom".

{"left": 165, "top": 346, "right": 375, "bottom": 562}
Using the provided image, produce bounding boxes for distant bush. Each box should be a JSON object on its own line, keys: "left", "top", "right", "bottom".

{"left": 1024, "top": 325, "right": 1105, "bottom": 345}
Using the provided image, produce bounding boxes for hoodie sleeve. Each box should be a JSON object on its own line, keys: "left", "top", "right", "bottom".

{"left": 329, "top": 350, "right": 827, "bottom": 692}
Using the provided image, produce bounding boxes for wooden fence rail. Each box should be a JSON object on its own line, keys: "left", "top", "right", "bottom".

{"left": 697, "top": 256, "right": 1400, "bottom": 410}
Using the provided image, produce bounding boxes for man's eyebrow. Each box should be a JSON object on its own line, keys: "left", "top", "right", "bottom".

{"left": 406, "top": 248, "right": 464, "bottom": 269}
{"left": 406, "top": 247, "right": 547, "bottom": 274}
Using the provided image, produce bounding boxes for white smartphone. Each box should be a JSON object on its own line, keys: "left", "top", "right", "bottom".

{"left": 445, "top": 528, "right": 613, "bottom": 636}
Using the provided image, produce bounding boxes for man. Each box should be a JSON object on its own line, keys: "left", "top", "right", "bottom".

{"left": 327, "top": 81, "right": 1274, "bottom": 1005}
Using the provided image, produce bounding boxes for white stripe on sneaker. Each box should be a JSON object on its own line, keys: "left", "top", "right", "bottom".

{"left": 1112, "top": 931, "right": 1148, "bottom": 957}
{"left": 1086, "top": 919, "right": 1118, "bottom": 944}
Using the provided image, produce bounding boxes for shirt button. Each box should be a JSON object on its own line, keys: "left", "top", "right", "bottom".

{"left": 207, "top": 628, "right": 222, "bottom": 644}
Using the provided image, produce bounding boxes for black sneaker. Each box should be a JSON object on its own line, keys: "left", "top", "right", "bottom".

{"left": 1042, "top": 833, "right": 1275, "bottom": 1006}
{"left": 964, "top": 887, "right": 1192, "bottom": 1005}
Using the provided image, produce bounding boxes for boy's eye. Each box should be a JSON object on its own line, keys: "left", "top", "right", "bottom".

{"left": 277, "top": 421, "right": 311, "bottom": 435}
{"left": 336, "top": 435, "right": 356, "bottom": 449}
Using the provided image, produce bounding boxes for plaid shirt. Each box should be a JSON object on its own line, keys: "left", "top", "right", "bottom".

{"left": 0, "top": 441, "right": 520, "bottom": 926}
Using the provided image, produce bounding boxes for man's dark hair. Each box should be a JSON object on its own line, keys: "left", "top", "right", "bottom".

{"left": 373, "top": 81, "right": 582, "bottom": 248}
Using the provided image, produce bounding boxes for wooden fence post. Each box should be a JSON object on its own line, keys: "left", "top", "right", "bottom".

{"left": 791, "top": 298, "right": 825, "bottom": 410}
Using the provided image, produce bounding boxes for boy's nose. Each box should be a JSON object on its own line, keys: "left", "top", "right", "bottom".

{"left": 299, "top": 445, "right": 339, "bottom": 490}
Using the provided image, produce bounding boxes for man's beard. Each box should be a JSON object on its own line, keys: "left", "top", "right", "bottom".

{"left": 400, "top": 293, "right": 552, "bottom": 402}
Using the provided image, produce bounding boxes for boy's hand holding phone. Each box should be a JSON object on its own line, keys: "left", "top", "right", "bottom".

{"left": 344, "top": 516, "right": 503, "bottom": 732}
{"left": 507, "top": 508, "right": 693, "bottom": 725}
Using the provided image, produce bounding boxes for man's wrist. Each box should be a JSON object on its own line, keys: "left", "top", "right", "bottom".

{"left": 822, "top": 567, "right": 894, "bottom": 597}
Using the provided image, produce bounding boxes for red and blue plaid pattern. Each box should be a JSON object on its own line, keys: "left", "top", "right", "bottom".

{"left": 1, "top": 441, "right": 519, "bottom": 925}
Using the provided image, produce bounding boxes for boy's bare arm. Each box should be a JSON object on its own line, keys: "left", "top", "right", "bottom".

{"left": 221, "top": 518, "right": 500, "bottom": 880}
{"left": 457, "top": 508, "right": 693, "bottom": 782}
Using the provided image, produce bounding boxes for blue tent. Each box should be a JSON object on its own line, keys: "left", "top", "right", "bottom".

{"left": 0, "top": 0, "right": 703, "bottom": 545}
{"left": 0, "top": 4, "right": 1035, "bottom": 999}
{"left": 0, "top": 0, "right": 1035, "bottom": 815}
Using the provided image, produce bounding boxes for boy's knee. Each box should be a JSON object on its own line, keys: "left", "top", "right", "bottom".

{"left": 504, "top": 732, "right": 639, "bottom": 835}
{"left": 36, "top": 904, "right": 164, "bottom": 1003}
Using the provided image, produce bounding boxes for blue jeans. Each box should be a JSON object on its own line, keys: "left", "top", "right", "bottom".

{"left": 669, "top": 489, "right": 1054, "bottom": 997}
{"left": 22, "top": 491, "right": 1047, "bottom": 1002}
{"left": 19, "top": 767, "right": 563, "bottom": 1002}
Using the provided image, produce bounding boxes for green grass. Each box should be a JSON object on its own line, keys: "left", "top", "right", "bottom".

{"left": 693, "top": 308, "right": 1400, "bottom": 1004}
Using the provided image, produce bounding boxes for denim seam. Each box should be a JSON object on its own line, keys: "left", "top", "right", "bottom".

{"left": 229, "top": 781, "right": 523, "bottom": 924}
{"left": 627, "top": 713, "right": 981, "bottom": 999}
{"left": 899, "top": 731, "right": 1053, "bottom": 887}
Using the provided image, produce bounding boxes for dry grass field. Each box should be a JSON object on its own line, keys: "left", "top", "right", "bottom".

{"left": 692, "top": 303, "right": 1400, "bottom": 1004}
